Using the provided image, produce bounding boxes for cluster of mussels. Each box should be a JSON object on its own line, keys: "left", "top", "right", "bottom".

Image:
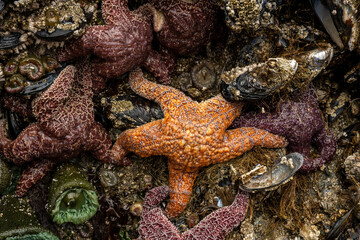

{"left": 0, "top": 0, "right": 360, "bottom": 239}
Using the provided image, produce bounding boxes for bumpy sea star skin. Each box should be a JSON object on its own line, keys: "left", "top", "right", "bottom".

{"left": 150, "top": 0, "right": 219, "bottom": 56}
{"left": 111, "top": 68, "right": 288, "bottom": 218}
{"left": 16, "top": 160, "right": 56, "bottom": 197}
{"left": 231, "top": 88, "right": 337, "bottom": 173}
{"left": 58, "top": 0, "right": 172, "bottom": 90}
{"left": 0, "top": 61, "right": 128, "bottom": 196}
{"left": 137, "top": 186, "right": 249, "bottom": 240}
{"left": 2, "top": 95, "right": 33, "bottom": 118}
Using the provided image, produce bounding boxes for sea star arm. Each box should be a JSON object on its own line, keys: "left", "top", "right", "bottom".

{"left": 73, "top": 59, "right": 93, "bottom": 98}
{"left": 165, "top": 163, "right": 199, "bottom": 218}
{"left": 300, "top": 127, "right": 337, "bottom": 172}
{"left": 202, "top": 95, "right": 243, "bottom": 130}
{"left": 231, "top": 111, "right": 277, "bottom": 130}
{"left": 181, "top": 191, "right": 249, "bottom": 240}
{"left": 142, "top": 185, "right": 171, "bottom": 213}
{"left": 32, "top": 66, "right": 76, "bottom": 119}
{"left": 2, "top": 124, "right": 62, "bottom": 165}
{"left": 219, "top": 127, "right": 288, "bottom": 161}
{"left": 16, "top": 159, "right": 55, "bottom": 197}
{"left": 101, "top": 0, "right": 133, "bottom": 26}
{"left": 2, "top": 95, "right": 34, "bottom": 118}
{"left": 138, "top": 186, "right": 182, "bottom": 240}
{"left": 129, "top": 68, "right": 193, "bottom": 114}
{"left": 57, "top": 26, "right": 104, "bottom": 62}
{"left": 85, "top": 122, "right": 131, "bottom": 166}
{"left": 143, "top": 49, "right": 175, "bottom": 84}
{"left": 111, "top": 120, "right": 164, "bottom": 161}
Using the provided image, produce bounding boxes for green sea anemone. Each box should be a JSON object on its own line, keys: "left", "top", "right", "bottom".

{"left": 0, "top": 195, "right": 59, "bottom": 240}
{"left": 49, "top": 164, "right": 99, "bottom": 225}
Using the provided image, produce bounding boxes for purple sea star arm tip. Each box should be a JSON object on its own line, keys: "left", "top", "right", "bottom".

{"left": 181, "top": 191, "right": 249, "bottom": 240}
{"left": 231, "top": 88, "right": 337, "bottom": 173}
{"left": 138, "top": 186, "right": 249, "bottom": 240}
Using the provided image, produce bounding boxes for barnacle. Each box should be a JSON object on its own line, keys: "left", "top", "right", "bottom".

{"left": 224, "top": 0, "right": 279, "bottom": 32}
{"left": 130, "top": 200, "right": 143, "bottom": 216}
{"left": 44, "top": 7, "right": 60, "bottom": 28}
{"left": 31, "top": 0, "right": 87, "bottom": 39}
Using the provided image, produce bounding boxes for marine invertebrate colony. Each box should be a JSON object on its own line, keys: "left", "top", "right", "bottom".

{"left": 58, "top": 0, "right": 171, "bottom": 91}
{"left": 137, "top": 186, "right": 249, "bottom": 240}
{"left": 0, "top": 60, "right": 128, "bottom": 196}
{"left": 111, "top": 68, "right": 288, "bottom": 218}
{"left": 232, "top": 88, "right": 337, "bottom": 172}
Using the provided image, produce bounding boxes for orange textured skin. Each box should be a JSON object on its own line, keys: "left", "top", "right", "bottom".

{"left": 112, "top": 68, "right": 288, "bottom": 218}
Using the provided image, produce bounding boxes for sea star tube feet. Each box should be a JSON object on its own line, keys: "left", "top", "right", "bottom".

{"left": 58, "top": 0, "right": 172, "bottom": 89}
{"left": 0, "top": 61, "right": 129, "bottom": 196}
{"left": 231, "top": 87, "right": 337, "bottom": 173}
{"left": 137, "top": 186, "right": 249, "bottom": 240}
{"left": 111, "top": 68, "right": 287, "bottom": 218}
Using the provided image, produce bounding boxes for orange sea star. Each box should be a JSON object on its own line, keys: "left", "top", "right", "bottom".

{"left": 111, "top": 68, "right": 288, "bottom": 218}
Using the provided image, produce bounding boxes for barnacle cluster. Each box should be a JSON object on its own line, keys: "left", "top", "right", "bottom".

{"left": 26, "top": 0, "right": 88, "bottom": 38}
{"left": 0, "top": 0, "right": 97, "bottom": 60}
{"left": 224, "top": 0, "right": 278, "bottom": 32}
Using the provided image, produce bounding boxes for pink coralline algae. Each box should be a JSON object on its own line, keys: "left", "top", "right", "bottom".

{"left": 231, "top": 87, "right": 337, "bottom": 173}
{"left": 137, "top": 186, "right": 249, "bottom": 240}
{"left": 149, "top": 0, "right": 219, "bottom": 56}
{"left": 0, "top": 61, "right": 129, "bottom": 196}
{"left": 58, "top": 0, "right": 172, "bottom": 90}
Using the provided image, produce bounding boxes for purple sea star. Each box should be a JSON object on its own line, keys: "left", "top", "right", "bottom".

{"left": 137, "top": 186, "right": 249, "bottom": 240}
{"left": 58, "top": 0, "right": 172, "bottom": 90}
{"left": 149, "top": 0, "right": 219, "bottom": 56}
{"left": 0, "top": 60, "right": 129, "bottom": 196}
{"left": 231, "top": 87, "right": 337, "bottom": 173}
